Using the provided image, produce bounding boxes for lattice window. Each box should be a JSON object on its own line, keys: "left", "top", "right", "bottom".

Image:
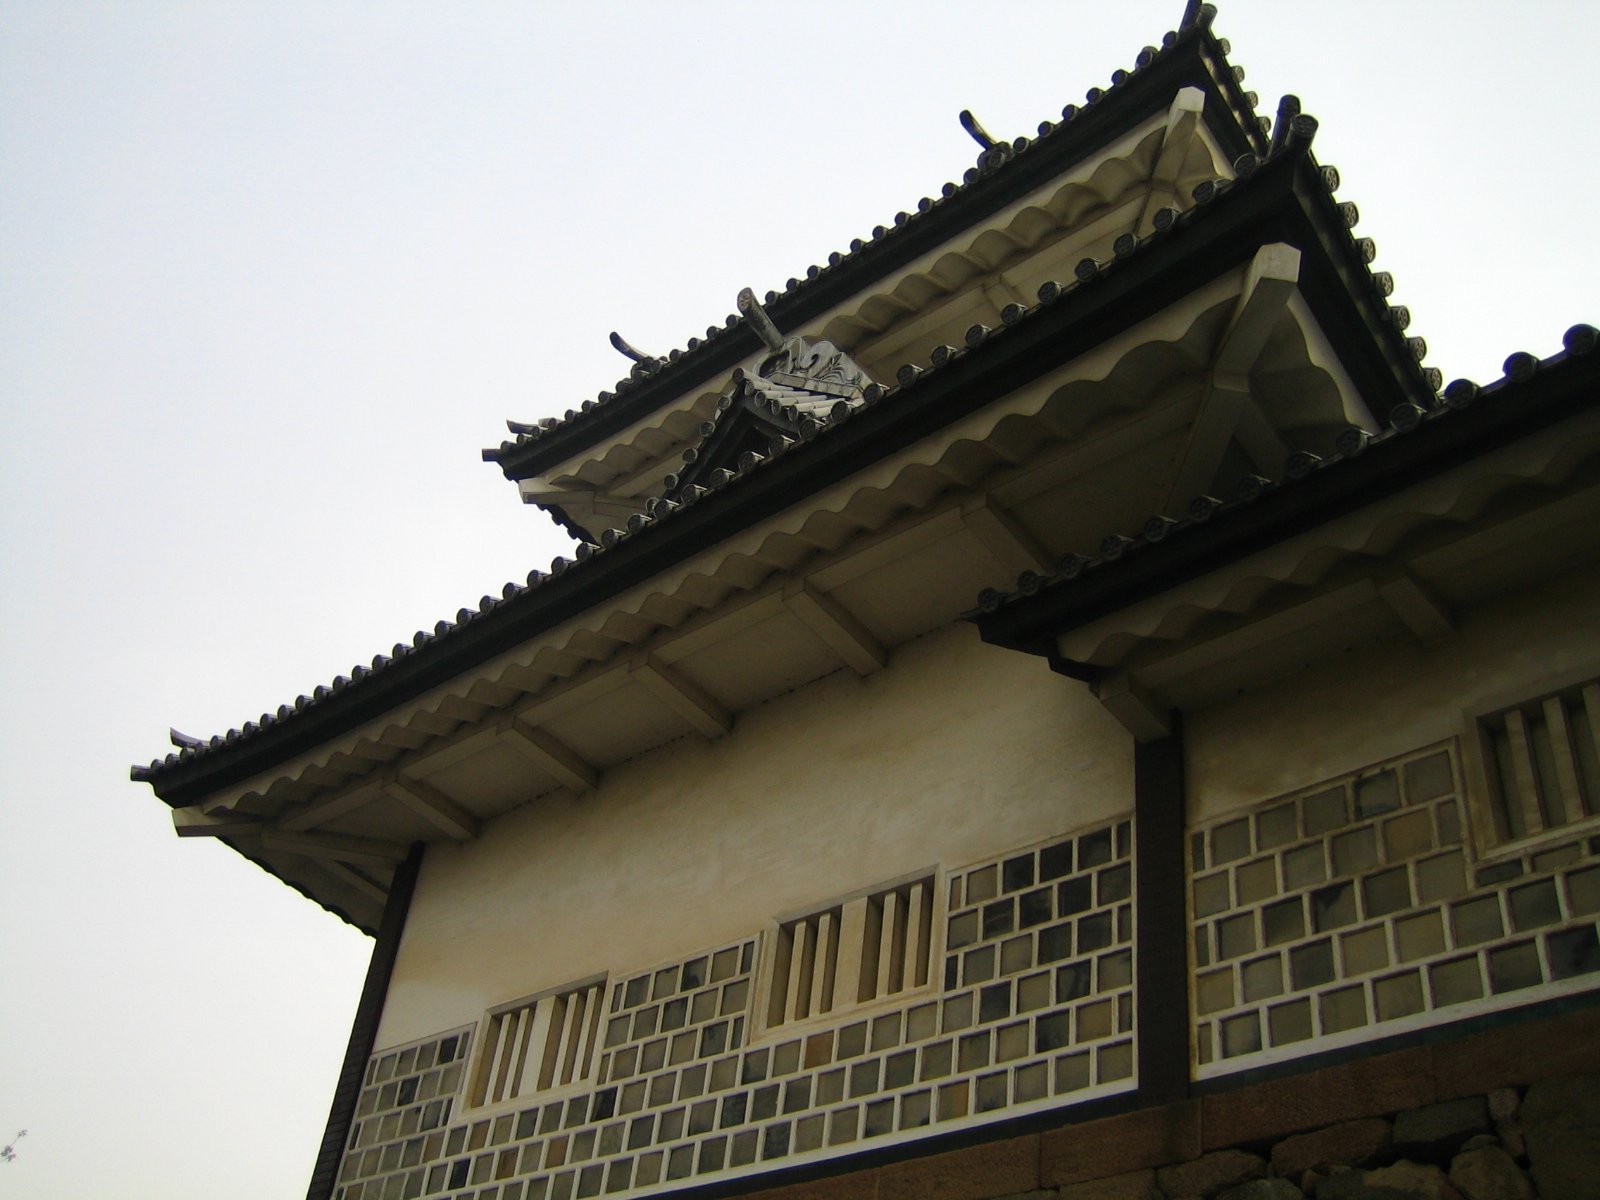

{"left": 469, "top": 977, "right": 605, "bottom": 1107}
{"left": 1478, "top": 676, "right": 1600, "bottom": 844}
{"left": 764, "top": 874, "right": 935, "bottom": 1029}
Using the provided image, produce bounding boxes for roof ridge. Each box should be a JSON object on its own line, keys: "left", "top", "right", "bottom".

{"left": 131, "top": 122, "right": 1363, "bottom": 789}
{"left": 483, "top": 4, "right": 1266, "bottom": 476}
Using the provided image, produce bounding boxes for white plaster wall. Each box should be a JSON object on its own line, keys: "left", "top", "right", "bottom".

{"left": 375, "top": 622, "right": 1132, "bottom": 1048}
{"left": 1186, "top": 563, "right": 1600, "bottom": 823}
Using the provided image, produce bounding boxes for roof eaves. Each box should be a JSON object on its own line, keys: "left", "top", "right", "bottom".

{"left": 483, "top": 5, "right": 1264, "bottom": 483}
{"left": 969, "top": 323, "right": 1600, "bottom": 654}
{"left": 132, "top": 126, "right": 1353, "bottom": 806}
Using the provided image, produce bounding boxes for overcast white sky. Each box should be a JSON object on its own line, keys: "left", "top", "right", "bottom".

{"left": 1, "top": 2, "right": 1594, "bottom": 1195}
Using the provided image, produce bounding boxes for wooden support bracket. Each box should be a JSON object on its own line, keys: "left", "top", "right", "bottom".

{"left": 382, "top": 773, "right": 481, "bottom": 842}
{"left": 631, "top": 655, "right": 732, "bottom": 739}
{"left": 783, "top": 581, "right": 887, "bottom": 675}
{"left": 497, "top": 718, "right": 599, "bottom": 793}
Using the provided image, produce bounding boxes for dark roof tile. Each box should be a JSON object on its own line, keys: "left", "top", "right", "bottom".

{"left": 484, "top": 7, "right": 1265, "bottom": 472}
{"left": 136, "top": 91, "right": 1425, "bottom": 794}
{"left": 972, "top": 322, "right": 1599, "bottom": 621}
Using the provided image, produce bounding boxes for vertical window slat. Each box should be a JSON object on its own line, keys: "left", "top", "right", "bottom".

{"left": 489, "top": 1011, "right": 517, "bottom": 1103}
{"left": 809, "top": 910, "right": 837, "bottom": 1016}
{"left": 905, "top": 881, "right": 931, "bottom": 989}
{"left": 524, "top": 997, "right": 556, "bottom": 1095}
{"left": 556, "top": 989, "right": 586, "bottom": 1086}
{"left": 856, "top": 895, "right": 883, "bottom": 1003}
{"left": 504, "top": 1005, "right": 533, "bottom": 1101}
{"left": 1579, "top": 684, "right": 1600, "bottom": 816}
{"left": 879, "top": 889, "right": 906, "bottom": 996}
{"left": 766, "top": 924, "right": 795, "bottom": 1027}
{"left": 1543, "top": 695, "right": 1583, "bottom": 829}
{"left": 568, "top": 985, "right": 601, "bottom": 1086}
{"left": 1504, "top": 708, "right": 1547, "bottom": 837}
{"left": 786, "top": 918, "right": 814, "bottom": 1023}
{"left": 539, "top": 994, "right": 570, "bottom": 1090}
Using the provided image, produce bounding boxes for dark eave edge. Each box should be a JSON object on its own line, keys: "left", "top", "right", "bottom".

{"left": 486, "top": 15, "right": 1264, "bottom": 483}
{"left": 134, "top": 137, "right": 1432, "bottom": 808}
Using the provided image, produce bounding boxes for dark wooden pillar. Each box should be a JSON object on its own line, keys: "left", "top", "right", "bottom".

{"left": 1134, "top": 717, "right": 1190, "bottom": 1105}
{"left": 306, "top": 842, "right": 426, "bottom": 1200}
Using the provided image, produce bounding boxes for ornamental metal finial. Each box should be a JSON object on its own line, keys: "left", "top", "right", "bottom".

{"left": 608, "top": 331, "right": 653, "bottom": 363}
{"left": 736, "top": 287, "right": 786, "bottom": 353}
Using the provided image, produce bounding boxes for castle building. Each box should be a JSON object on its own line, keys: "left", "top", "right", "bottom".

{"left": 134, "top": 5, "right": 1600, "bottom": 1198}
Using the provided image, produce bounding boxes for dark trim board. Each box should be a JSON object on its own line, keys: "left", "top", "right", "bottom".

{"left": 615, "top": 991, "right": 1600, "bottom": 1200}
{"left": 1134, "top": 721, "right": 1189, "bottom": 1105}
{"left": 1186, "top": 988, "right": 1600, "bottom": 1099}
{"left": 306, "top": 843, "right": 426, "bottom": 1200}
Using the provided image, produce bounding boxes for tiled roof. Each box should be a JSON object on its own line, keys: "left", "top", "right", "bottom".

{"left": 971, "top": 323, "right": 1600, "bottom": 644}
{"left": 482, "top": 0, "right": 1266, "bottom": 481}
{"left": 131, "top": 43, "right": 1422, "bottom": 802}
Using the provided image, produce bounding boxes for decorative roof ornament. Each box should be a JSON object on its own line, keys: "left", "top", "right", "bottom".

{"left": 734, "top": 288, "right": 871, "bottom": 404}
{"left": 958, "top": 109, "right": 997, "bottom": 150}
{"left": 959, "top": 109, "right": 1012, "bottom": 172}
{"left": 608, "top": 331, "right": 654, "bottom": 364}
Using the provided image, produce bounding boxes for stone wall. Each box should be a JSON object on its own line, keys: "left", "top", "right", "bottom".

{"left": 747, "top": 1005, "right": 1600, "bottom": 1200}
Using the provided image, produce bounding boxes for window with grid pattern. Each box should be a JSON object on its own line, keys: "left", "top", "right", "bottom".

{"left": 468, "top": 977, "right": 605, "bottom": 1107}
{"left": 764, "top": 874, "right": 936, "bottom": 1029}
{"left": 1478, "top": 676, "right": 1600, "bottom": 844}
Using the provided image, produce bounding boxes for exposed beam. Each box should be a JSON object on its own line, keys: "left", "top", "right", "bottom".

{"left": 960, "top": 493, "right": 1054, "bottom": 577}
{"left": 783, "top": 581, "right": 887, "bottom": 676}
{"left": 1092, "top": 671, "right": 1172, "bottom": 743}
{"left": 497, "top": 718, "right": 598, "bottom": 794}
{"left": 1212, "top": 244, "right": 1301, "bottom": 386}
{"left": 1128, "top": 579, "right": 1380, "bottom": 690}
{"left": 280, "top": 784, "right": 384, "bottom": 833}
{"left": 257, "top": 829, "right": 409, "bottom": 871}
{"left": 317, "top": 860, "right": 390, "bottom": 906}
{"left": 630, "top": 654, "right": 731, "bottom": 739}
{"left": 176, "top": 807, "right": 408, "bottom": 870}
{"left": 173, "top": 807, "right": 266, "bottom": 837}
{"left": 382, "top": 774, "right": 480, "bottom": 842}
{"left": 1376, "top": 569, "right": 1454, "bottom": 645}
{"left": 1137, "top": 86, "right": 1206, "bottom": 234}
{"left": 298, "top": 762, "right": 356, "bottom": 790}
{"left": 1164, "top": 243, "right": 1300, "bottom": 508}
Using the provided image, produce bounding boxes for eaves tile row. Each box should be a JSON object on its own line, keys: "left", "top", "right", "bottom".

{"left": 131, "top": 114, "right": 1410, "bottom": 801}
{"left": 971, "top": 323, "right": 1600, "bottom": 649}
{"left": 483, "top": 1, "right": 1265, "bottom": 480}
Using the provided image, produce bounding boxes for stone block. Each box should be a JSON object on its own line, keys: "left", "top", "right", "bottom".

{"left": 878, "top": 1133, "right": 1039, "bottom": 1200}
{"left": 1057, "top": 1169, "right": 1159, "bottom": 1199}
{"left": 1271, "top": 1119, "right": 1391, "bottom": 1178}
{"left": 1040, "top": 1102, "right": 1199, "bottom": 1186}
{"left": 1202, "top": 1049, "right": 1433, "bottom": 1147}
{"left": 1521, "top": 1071, "right": 1600, "bottom": 1200}
{"left": 759, "top": 1166, "right": 880, "bottom": 1200}
{"left": 1310, "top": 1167, "right": 1366, "bottom": 1199}
{"left": 1431, "top": 1006, "right": 1600, "bottom": 1100}
{"left": 761, "top": 1170, "right": 872, "bottom": 1200}
{"left": 1358, "top": 1161, "right": 1462, "bottom": 1199}
{"left": 1218, "top": 1181, "right": 1304, "bottom": 1200}
{"left": 1483, "top": 1089, "right": 1517, "bottom": 1123}
{"left": 1154, "top": 1149, "right": 1265, "bottom": 1198}
{"left": 1491, "top": 1121, "right": 1523, "bottom": 1159}
{"left": 1447, "top": 1145, "right": 1533, "bottom": 1200}
{"left": 1391, "top": 1097, "right": 1488, "bottom": 1155}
